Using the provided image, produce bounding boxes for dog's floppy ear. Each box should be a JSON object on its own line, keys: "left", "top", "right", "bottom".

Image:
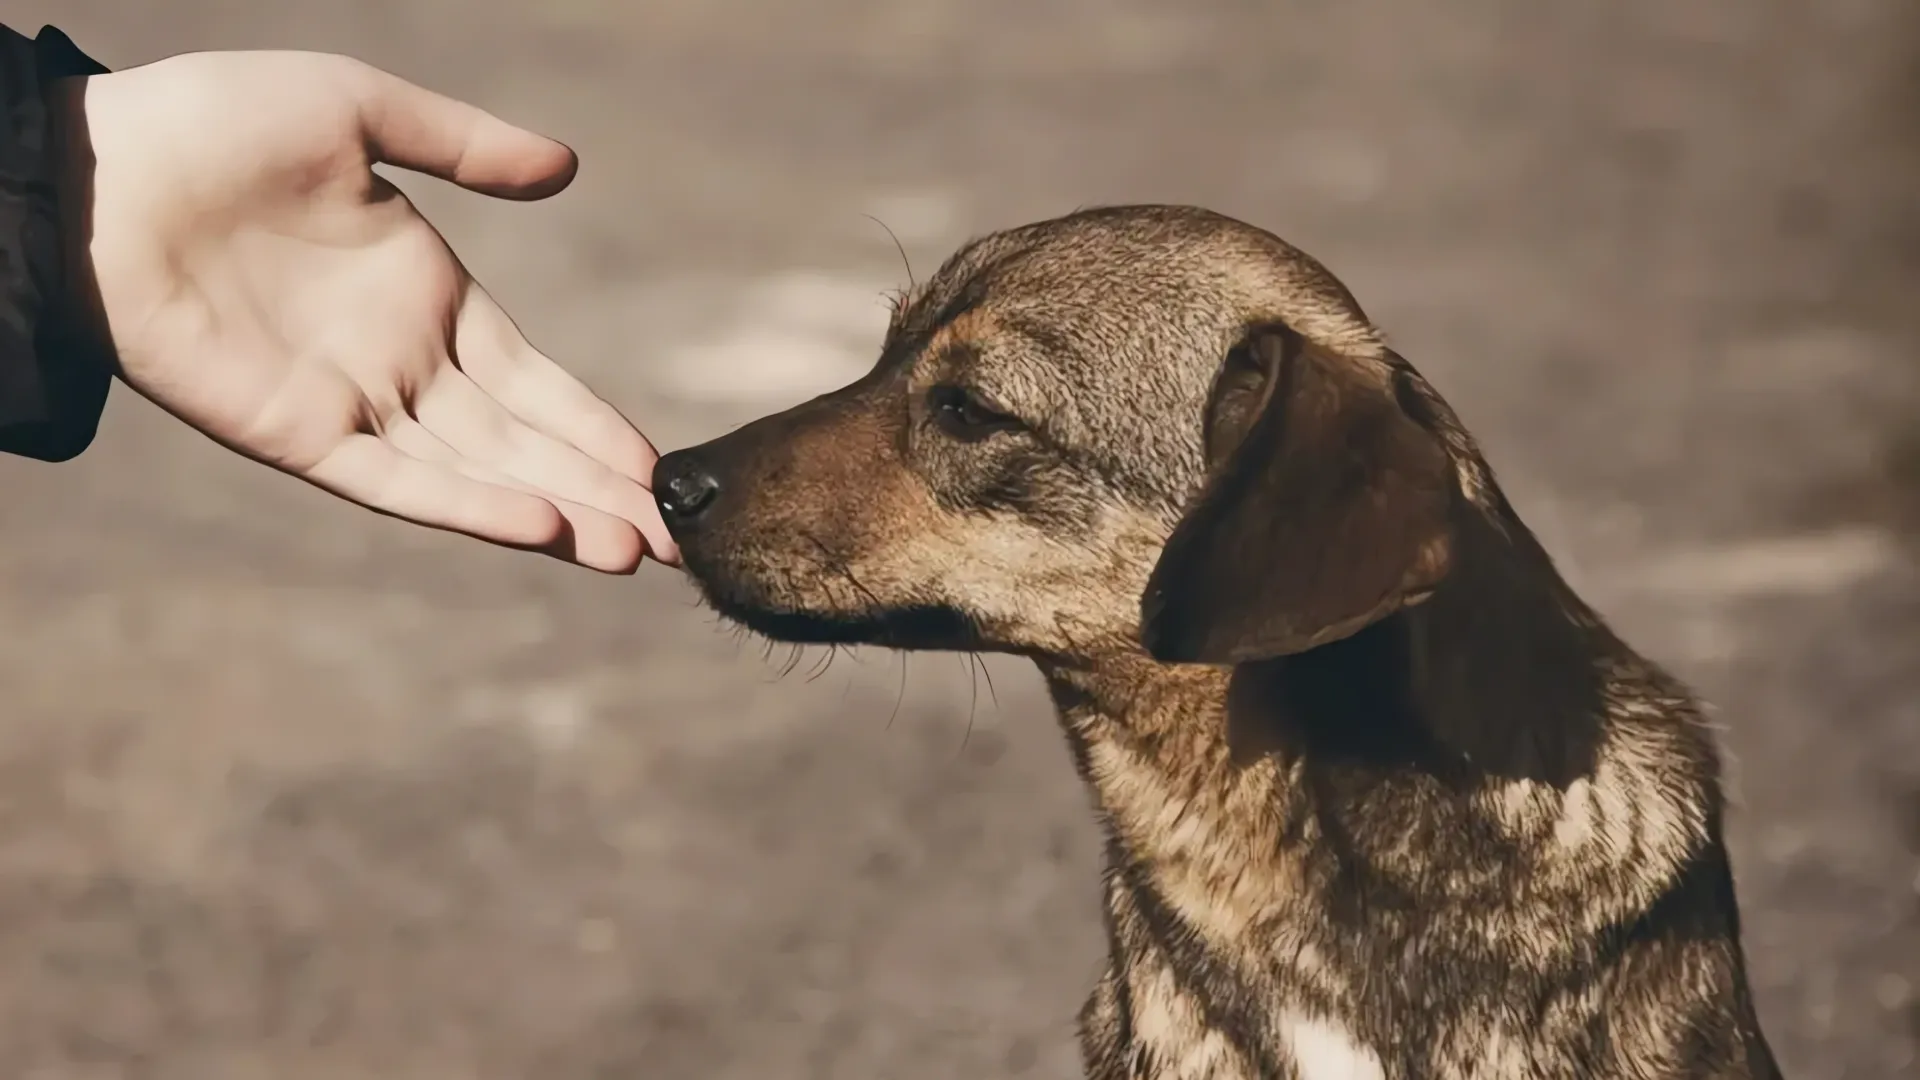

{"left": 1140, "top": 325, "right": 1455, "bottom": 664}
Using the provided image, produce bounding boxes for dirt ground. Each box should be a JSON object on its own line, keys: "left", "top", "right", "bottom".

{"left": 0, "top": 2, "right": 1915, "bottom": 1077}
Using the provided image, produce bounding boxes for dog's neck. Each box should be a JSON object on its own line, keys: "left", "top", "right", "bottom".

{"left": 1042, "top": 502, "right": 1618, "bottom": 792}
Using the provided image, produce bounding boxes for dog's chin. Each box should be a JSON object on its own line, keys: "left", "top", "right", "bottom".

{"left": 685, "top": 573, "right": 980, "bottom": 652}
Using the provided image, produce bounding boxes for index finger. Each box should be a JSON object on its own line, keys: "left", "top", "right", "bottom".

{"left": 454, "top": 287, "right": 664, "bottom": 489}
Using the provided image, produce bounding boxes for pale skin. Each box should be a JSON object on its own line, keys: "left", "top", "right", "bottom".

{"left": 49, "top": 50, "right": 678, "bottom": 572}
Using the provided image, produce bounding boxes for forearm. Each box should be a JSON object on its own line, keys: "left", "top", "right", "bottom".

{"left": 0, "top": 24, "right": 109, "bottom": 462}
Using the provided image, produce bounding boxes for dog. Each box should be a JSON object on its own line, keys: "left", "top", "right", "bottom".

{"left": 651, "top": 205, "right": 1783, "bottom": 1079}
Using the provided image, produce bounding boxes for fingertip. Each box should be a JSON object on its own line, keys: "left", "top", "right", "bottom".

{"left": 508, "top": 494, "right": 573, "bottom": 548}
{"left": 464, "top": 124, "right": 577, "bottom": 200}
{"left": 509, "top": 135, "right": 578, "bottom": 200}
{"left": 467, "top": 484, "right": 573, "bottom": 552}
{"left": 596, "top": 521, "right": 647, "bottom": 575}
{"left": 582, "top": 541, "right": 645, "bottom": 576}
{"left": 641, "top": 529, "right": 683, "bottom": 567}
{"left": 630, "top": 505, "right": 681, "bottom": 567}
{"left": 356, "top": 61, "right": 580, "bottom": 200}
{"left": 596, "top": 555, "right": 644, "bottom": 577}
{"left": 544, "top": 505, "right": 647, "bottom": 574}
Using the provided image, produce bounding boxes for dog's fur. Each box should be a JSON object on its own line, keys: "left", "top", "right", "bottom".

{"left": 652, "top": 206, "right": 1783, "bottom": 1079}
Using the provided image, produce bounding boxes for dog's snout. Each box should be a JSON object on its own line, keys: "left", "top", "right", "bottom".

{"left": 653, "top": 450, "right": 722, "bottom": 524}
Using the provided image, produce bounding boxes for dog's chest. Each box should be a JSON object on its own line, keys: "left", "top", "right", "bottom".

{"left": 1127, "top": 1006, "right": 1386, "bottom": 1079}
{"left": 1274, "top": 1010, "right": 1385, "bottom": 1080}
{"left": 1115, "top": 953, "right": 1387, "bottom": 1080}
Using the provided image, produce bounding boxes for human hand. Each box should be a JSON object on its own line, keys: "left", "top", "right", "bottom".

{"left": 51, "top": 50, "right": 677, "bottom": 572}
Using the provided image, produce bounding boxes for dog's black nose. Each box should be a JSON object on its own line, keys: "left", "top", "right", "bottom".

{"left": 653, "top": 450, "right": 722, "bottom": 522}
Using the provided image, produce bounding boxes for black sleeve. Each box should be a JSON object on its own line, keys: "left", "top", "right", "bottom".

{"left": 0, "top": 25, "right": 110, "bottom": 462}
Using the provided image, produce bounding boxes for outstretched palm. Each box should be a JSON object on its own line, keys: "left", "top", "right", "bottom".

{"left": 66, "top": 50, "right": 676, "bottom": 571}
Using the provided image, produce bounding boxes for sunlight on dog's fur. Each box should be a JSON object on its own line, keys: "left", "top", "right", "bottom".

{"left": 653, "top": 206, "right": 1782, "bottom": 1079}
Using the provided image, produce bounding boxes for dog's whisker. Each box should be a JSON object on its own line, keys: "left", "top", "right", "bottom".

{"left": 884, "top": 651, "right": 909, "bottom": 731}
{"left": 803, "top": 644, "right": 840, "bottom": 682}
{"left": 780, "top": 643, "right": 812, "bottom": 679}
{"left": 861, "top": 213, "right": 915, "bottom": 292}
{"left": 956, "top": 652, "right": 987, "bottom": 757}
{"left": 975, "top": 652, "right": 999, "bottom": 711}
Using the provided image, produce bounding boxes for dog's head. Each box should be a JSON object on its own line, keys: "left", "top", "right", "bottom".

{"left": 655, "top": 205, "right": 1487, "bottom": 665}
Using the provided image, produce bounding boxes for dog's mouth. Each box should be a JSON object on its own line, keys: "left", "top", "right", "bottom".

{"left": 677, "top": 558, "right": 981, "bottom": 651}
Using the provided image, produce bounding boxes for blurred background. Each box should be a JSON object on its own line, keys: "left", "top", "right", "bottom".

{"left": 1, "top": 2, "right": 1916, "bottom": 1077}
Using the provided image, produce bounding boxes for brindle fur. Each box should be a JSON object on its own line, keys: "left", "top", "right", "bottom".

{"left": 651, "top": 206, "right": 1783, "bottom": 1079}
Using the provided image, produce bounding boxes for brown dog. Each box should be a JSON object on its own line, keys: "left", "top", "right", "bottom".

{"left": 652, "top": 206, "right": 1783, "bottom": 1079}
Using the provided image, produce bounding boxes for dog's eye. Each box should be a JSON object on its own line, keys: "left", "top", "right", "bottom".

{"left": 928, "top": 385, "right": 1021, "bottom": 441}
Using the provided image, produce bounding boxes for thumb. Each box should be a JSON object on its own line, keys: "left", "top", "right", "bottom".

{"left": 350, "top": 61, "right": 578, "bottom": 200}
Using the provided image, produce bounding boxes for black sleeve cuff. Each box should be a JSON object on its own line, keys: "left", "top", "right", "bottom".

{"left": 0, "top": 25, "right": 111, "bottom": 463}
